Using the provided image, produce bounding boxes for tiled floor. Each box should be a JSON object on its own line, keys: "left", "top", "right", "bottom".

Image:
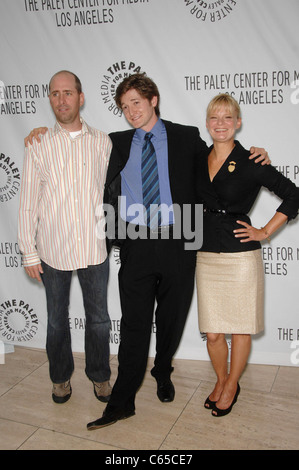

{"left": 0, "top": 346, "right": 299, "bottom": 450}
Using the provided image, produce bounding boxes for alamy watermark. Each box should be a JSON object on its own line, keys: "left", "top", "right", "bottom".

{"left": 290, "top": 80, "right": 299, "bottom": 104}
{"left": 290, "top": 340, "right": 299, "bottom": 365}
{"left": 95, "top": 200, "right": 203, "bottom": 250}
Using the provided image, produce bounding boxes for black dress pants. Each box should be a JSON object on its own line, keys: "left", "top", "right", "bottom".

{"left": 108, "top": 236, "right": 196, "bottom": 413}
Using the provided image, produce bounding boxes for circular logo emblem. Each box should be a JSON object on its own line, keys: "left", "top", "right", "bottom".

{"left": 0, "top": 299, "right": 38, "bottom": 343}
{"left": 100, "top": 60, "right": 144, "bottom": 117}
{"left": 184, "top": 0, "right": 237, "bottom": 23}
{"left": 0, "top": 152, "right": 21, "bottom": 203}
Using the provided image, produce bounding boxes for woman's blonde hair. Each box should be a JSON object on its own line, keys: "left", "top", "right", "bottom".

{"left": 207, "top": 93, "right": 241, "bottom": 119}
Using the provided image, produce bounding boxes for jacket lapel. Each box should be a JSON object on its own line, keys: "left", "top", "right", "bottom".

{"left": 162, "top": 120, "right": 177, "bottom": 187}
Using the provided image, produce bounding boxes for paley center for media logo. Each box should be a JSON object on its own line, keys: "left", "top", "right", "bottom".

{"left": 0, "top": 151, "right": 21, "bottom": 203}
{"left": 0, "top": 298, "right": 39, "bottom": 345}
{"left": 184, "top": 0, "right": 237, "bottom": 22}
{"left": 100, "top": 60, "right": 144, "bottom": 117}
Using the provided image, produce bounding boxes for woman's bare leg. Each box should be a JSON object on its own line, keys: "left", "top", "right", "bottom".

{"left": 206, "top": 333, "right": 229, "bottom": 404}
{"left": 212, "top": 334, "right": 251, "bottom": 413}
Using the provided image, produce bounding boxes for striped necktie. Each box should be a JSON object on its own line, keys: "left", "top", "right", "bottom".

{"left": 141, "top": 132, "right": 161, "bottom": 228}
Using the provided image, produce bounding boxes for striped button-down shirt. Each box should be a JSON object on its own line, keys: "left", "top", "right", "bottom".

{"left": 18, "top": 119, "right": 112, "bottom": 270}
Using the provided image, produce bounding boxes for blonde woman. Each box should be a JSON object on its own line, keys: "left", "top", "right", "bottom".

{"left": 196, "top": 94, "right": 299, "bottom": 417}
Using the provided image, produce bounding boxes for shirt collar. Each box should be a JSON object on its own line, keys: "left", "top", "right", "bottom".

{"left": 53, "top": 117, "right": 89, "bottom": 137}
{"left": 135, "top": 118, "right": 164, "bottom": 141}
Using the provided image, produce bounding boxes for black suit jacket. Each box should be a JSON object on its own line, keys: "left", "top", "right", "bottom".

{"left": 104, "top": 119, "right": 207, "bottom": 250}
{"left": 197, "top": 140, "right": 299, "bottom": 253}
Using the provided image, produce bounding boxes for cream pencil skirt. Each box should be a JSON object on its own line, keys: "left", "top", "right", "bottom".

{"left": 196, "top": 249, "right": 264, "bottom": 335}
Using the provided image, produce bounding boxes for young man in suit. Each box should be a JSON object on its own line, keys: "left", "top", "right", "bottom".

{"left": 87, "top": 73, "right": 268, "bottom": 429}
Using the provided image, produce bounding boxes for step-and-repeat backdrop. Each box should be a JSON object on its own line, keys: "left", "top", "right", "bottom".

{"left": 0, "top": 0, "right": 298, "bottom": 366}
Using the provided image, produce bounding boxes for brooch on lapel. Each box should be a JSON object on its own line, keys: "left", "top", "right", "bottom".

{"left": 228, "top": 161, "right": 236, "bottom": 173}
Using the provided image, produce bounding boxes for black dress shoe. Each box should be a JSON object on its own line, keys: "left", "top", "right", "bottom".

{"left": 212, "top": 383, "right": 240, "bottom": 417}
{"left": 204, "top": 395, "right": 217, "bottom": 410}
{"left": 87, "top": 407, "right": 135, "bottom": 430}
{"left": 156, "top": 379, "right": 175, "bottom": 403}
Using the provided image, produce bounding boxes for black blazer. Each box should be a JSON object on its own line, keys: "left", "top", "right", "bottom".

{"left": 197, "top": 140, "right": 299, "bottom": 253}
{"left": 104, "top": 119, "right": 207, "bottom": 250}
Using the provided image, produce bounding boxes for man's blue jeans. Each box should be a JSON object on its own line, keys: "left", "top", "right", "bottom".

{"left": 41, "top": 258, "right": 111, "bottom": 384}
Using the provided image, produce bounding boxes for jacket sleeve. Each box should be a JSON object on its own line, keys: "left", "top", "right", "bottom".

{"left": 255, "top": 163, "right": 299, "bottom": 221}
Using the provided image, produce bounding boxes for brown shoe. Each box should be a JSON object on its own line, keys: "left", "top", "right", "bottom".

{"left": 93, "top": 380, "right": 112, "bottom": 403}
{"left": 52, "top": 380, "right": 72, "bottom": 404}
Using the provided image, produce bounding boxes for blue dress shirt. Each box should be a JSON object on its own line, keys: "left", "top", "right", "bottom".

{"left": 120, "top": 119, "right": 174, "bottom": 225}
